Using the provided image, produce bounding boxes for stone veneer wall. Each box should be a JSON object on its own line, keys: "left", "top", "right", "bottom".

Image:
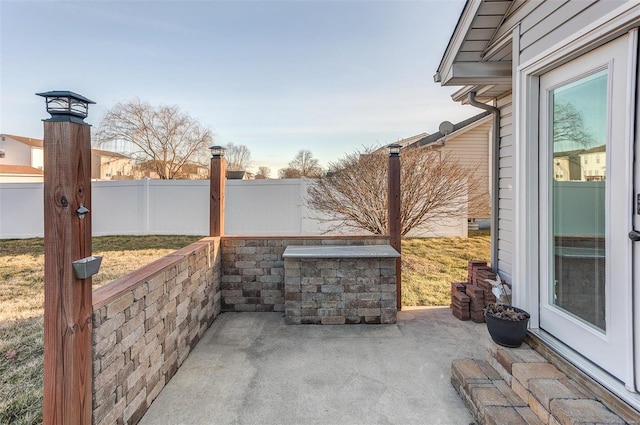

{"left": 283, "top": 256, "right": 397, "bottom": 325}
{"left": 220, "top": 236, "right": 389, "bottom": 313}
{"left": 91, "top": 237, "right": 221, "bottom": 425}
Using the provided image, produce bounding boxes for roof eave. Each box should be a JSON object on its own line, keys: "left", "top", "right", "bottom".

{"left": 441, "top": 61, "right": 512, "bottom": 86}
{"left": 435, "top": 0, "right": 482, "bottom": 83}
{"left": 451, "top": 85, "right": 509, "bottom": 103}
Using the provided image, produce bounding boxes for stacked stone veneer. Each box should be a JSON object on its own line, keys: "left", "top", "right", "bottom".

{"left": 220, "top": 236, "right": 389, "bottom": 313}
{"left": 91, "top": 237, "right": 221, "bottom": 425}
{"left": 283, "top": 253, "right": 398, "bottom": 325}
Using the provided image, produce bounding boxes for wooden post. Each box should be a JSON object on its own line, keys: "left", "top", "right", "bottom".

{"left": 388, "top": 145, "right": 402, "bottom": 311}
{"left": 209, "top": 149, "right": 226, "bottom": 236}
{"left": 42, "top": 121, "right": 93, "bottom": 425}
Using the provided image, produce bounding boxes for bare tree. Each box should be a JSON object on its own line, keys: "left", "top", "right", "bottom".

{"left": 553, "top": 101, "right": 596, "bottom": 148}
{"left": 279, "top": 150, "right": 324, "bottom": 178}
{"left": 278, "top": 167, "right": 302, "bottom": 179}
{"left": 255, "top": 166, "right": 271, "bottom": 179}
{"left": 225, "top": 143, "right": 252, "bottom": 171}
{"left": 307, "top": 146, "right": 487, "bottom": 236}
{"left": 96, "top": 99, "right": 213, "bottom": 179}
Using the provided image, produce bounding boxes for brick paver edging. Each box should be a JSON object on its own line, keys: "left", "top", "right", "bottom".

{"left": 451, "top": 343, "right": 631, "bottom": 425}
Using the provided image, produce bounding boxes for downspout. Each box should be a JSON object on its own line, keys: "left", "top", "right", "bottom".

{"left": 468, "top": 92, "right": 500, "bottom": 272}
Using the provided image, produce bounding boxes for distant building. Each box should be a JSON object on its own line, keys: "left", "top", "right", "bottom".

{"left": 552, "top": 146, "right": 606, "bottom": 182}
{"left": 373, "top": 133, "right": 429, "bottom": 154}
{"left": 0, "top": 133, "right": 220, "bottom": 181}
{"left": 91, "top": 149, "right": 134, "bottom": 180}
{"left": 553, "top": 149, "right": 583, "bottom": 181}
{"left": 0, "top": 133, "right": 134, "bottom": 181}
{"left": 580, "top": 145, "right": 606, "bottom": 181}
{"left": 0, "top": 134, "right": 44, "bottom": 170}
{"left": 179, "top": 162, "right": 209, "bottom": 180}
{"left": 0, "top": 164, "right": 44, "bottom": 183}
{"left": 403, "top": 111, "right": 493, "bottom": 220}
{"left": 134, "top": 160, "right": 209, "bottom": 180}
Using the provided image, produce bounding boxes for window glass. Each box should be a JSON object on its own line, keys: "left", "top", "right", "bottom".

{"left": 551, "top": 69, "right": 607, "bottom": 331}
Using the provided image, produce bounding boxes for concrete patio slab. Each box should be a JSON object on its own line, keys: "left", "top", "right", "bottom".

{"left": 138, "top": 306, "right": 490, "bottom": 425}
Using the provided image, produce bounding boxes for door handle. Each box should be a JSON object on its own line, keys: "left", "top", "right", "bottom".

{"left": 630, "top": 230, "right": 640, "bottom": 242}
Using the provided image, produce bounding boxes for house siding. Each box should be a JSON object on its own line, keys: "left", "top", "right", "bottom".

{"left": 440, "top": 0, "right": 640, "bottom": 411}
{"left": 486, "top": 0, "right": 626, "bottom": 282}
{"left": 493, "top": 0, "right": 625, "bottom": 64}
{"left": 442, "top": 119, "right": 492, "bottom": 218}
{"left": 0, "top": 137, "right": 32, "bottom": 167}
{"left": 497, "top": 94, "right": 513, "bottom": 282}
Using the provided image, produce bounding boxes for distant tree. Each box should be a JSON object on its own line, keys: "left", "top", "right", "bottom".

{"left": 278, "top": 167, "right": 302, "bottom": 179}
{"left": 279, "top": 150, "right": 324, "bottom": 178}
{"left": 307, "top": 146, "right": 486, "bottom": 236}
{"left": 255, "top": 166, "right": 271, "bottom": 179}
{"left": 96, "top": 99, "right": 213, "bottom": 179}
{"left": 553, "top": 101, "right": 596, "bottom": 148}
{"left": 224, "top": 143, "right": 252, "bottom": 171}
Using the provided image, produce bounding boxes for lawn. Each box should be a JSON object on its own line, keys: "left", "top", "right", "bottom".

{"left": 0, "top": 235, "right": 201, "bottom": 425}
{"left": 0, "top": 232, "right": 490, "bottom": 424}
{"left": 402, "top": 229, "right": 491, "bottom": 306}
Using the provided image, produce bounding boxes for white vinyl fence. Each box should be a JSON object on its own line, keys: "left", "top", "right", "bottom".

{"left": 0, "top": 179, "right": 467, "bottom": 239}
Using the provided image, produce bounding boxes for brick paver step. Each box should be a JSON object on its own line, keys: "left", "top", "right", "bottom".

{"left": 451, "top": 354, "right": 629, "bottom": 425}
{"left": 452, "top": 358, "right": 541, "bottom": 425}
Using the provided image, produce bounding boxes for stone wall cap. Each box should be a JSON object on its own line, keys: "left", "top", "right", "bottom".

{"left": 283, "top": 245, "right": 400, "bottom": 259}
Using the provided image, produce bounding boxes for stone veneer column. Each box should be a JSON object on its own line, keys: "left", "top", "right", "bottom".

{"left": 283, "top": 245, "right": 400, "bottom": 325}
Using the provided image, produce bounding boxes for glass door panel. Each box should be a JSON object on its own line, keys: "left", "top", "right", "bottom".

{"left": 551, "top": 70, "right": 607, "bottom": 332}
{"left": 539, "top": 34, "right": 633, "bottom": 382}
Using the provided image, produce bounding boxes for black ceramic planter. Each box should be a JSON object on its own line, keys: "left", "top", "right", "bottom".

{"left": 485, "top": 306, "right": 530, "bottom": 348}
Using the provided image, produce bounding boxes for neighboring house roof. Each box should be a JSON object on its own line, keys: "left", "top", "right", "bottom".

{"left": 554, "top": 149, "right": 584, "bottom": 158}
{"left": 375, "top": 133, "right": 429, "bottom": 154}
{"left": 434, "top": 0, "right": 513, "bottom": 103}
{"left": 1, "top": 134, "right": 43, "bottom": 148}
{"left": 0, "top": 164, "right": 44, "bottom": 175}
{"left": 394, "top": 132, "right": 429, "bottom": 148}
{"left": 91, "top": 148, "right": 130, "bottom": 159}
{"left": 0, "top": 134, "right": 130, "bottom": 159}
{"left": 1, "top": 134, "right": 131, "bottom": 159}
{"left": 407, "top": 111, "right": 491, "bottom": 149}
{"left": 582, "top": 145, "right": 606, "bottom": 154}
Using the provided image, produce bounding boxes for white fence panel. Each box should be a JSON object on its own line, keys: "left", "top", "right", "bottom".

{"left": 406, "top": 215, "right": 468, "bottom": 238}
{"left": 148, "top": 180, "right": 209, "bottom": 235}
{"left": 0, "top": 183, "right": 44, "bottom": 238}
{"left": 93, "top": 181, "right": 147, "bottom": 236}
{"left": 0, "top": 179, "right": 468, "bottom": 238}
{"left": 225, "top": 179, "right": 304, "bottom": 234}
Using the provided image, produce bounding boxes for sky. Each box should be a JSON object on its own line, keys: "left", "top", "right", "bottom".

{"left": 0, "top": 0, "right": 476, "bottom": 173}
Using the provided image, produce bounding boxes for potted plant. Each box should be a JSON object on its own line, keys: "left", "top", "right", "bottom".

{"left": 484, "top": 274, "right": 530, "bottom": 348}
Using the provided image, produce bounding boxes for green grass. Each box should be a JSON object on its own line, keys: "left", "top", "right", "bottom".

{"left": 401, "top": 229, "right": 491, "bottom": 306}
{"left": 0, "top": 318, "right": 44, "bottom": 425}
{"left": 0, "top": 232, "right": 490, "bottom": 424}
{"left": 0, "top": 235, "right": 201, "bottom": 425}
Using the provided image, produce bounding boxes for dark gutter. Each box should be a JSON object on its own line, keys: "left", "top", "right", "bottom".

{"left": 468, "top": 92, "right": 500, "bottom": 272}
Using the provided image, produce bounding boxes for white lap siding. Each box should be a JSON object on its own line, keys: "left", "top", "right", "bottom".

{"left": 497, "top": 94, "right": 513, "bottom": 283}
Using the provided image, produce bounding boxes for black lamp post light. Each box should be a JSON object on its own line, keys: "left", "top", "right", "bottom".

{"left": 387, "top": 143, "right": 402, "bottom": 156}
{"left": 36, "top": 90, "right": 95, "bottom": 124}
{"left": 209, "top": 145, "right": 226, "bottom": 158}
